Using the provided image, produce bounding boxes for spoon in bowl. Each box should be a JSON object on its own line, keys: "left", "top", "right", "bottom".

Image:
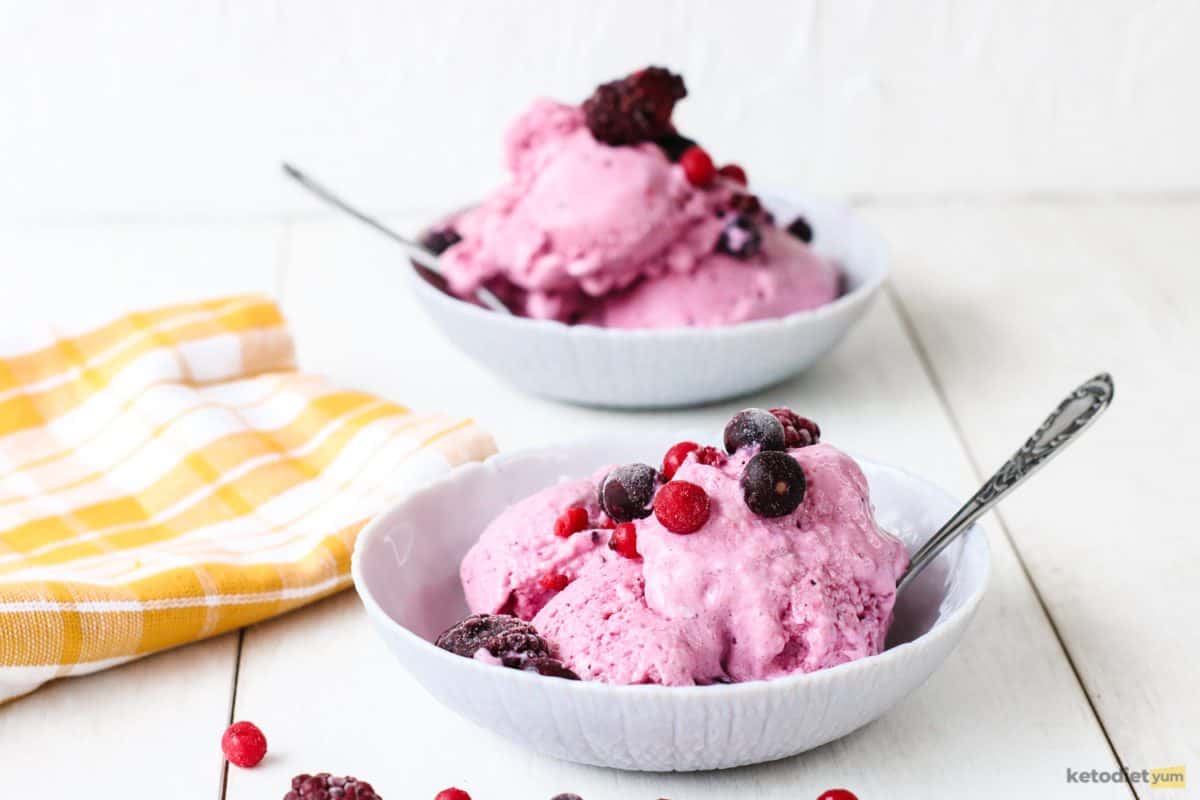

{"left": 281, "top": 163, "right": 511, "bottom": 314}
{"left": 897, "top": 372, "right": 1114, "bottom": 593}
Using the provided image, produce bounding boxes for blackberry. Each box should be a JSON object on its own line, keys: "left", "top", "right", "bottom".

{"left": 435, "top": 614, "right": 578, "bottom": 679}
{"left": 598, "top": 463, "right": 658, "bottom": 522}
{"left": 420, "top": 227, "right": 461, "bottom": 256}
{"left": 436, "top": 614, "right": 549, "bottom": 665}
{"left": 785, "top": 216, "right": 814, "bottom": 243}
{"left": 728, "top": 193, "right": 763, "bottom": 217}
{"left": 723, "top": 409, "right": 786, "bottom": 454}
{"left": 653, "top": 132, "right": 697, "bottom": 162}
{"left": 583, "top": 67, "right": 687, "bottom": 146}
{"left": 716, "top": 214, "right": 762, "bottom": 258}
{"left": 770, "top": 408, "right": 821, "bottom": 448}
{"left": 285, "top": 773, "right": 381, "bottom": 800}
{"left": 740, "top": 451, "right": 807, "bottom": 517}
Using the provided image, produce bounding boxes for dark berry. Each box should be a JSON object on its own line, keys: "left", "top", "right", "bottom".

{"left": 680, "top": 146, "right": 716, "bottom": 186}
{"left": 286, "top": 773, "right": 381, "bottom": 800}
{"left": 550, "top": 795, "right": 585, "bottom": 800}
{"left": 524, "top": 657, "right": 580, "bottom": 680}
{"left": 717, "top": 164, "right": 748, "bottom": 185}
{"left": 728, "top": 193, "right": 763, "bottom": 217}
{"left": 436, "top": 614, "right": 549, "bottom": 664}
{"left": 817, "top": 791, "right": 858, "bottom": 800}
{"left": 653, "top": 132, "right": 697, "bottom": 162}
{"left": 421, "top": 228, "right": 461, "bottom": 256}
{"left": 553, "top": 506, "right": 590, "bottom": 538}
{"left": 598, "top": 463, "right": 657, "bottom": 522}
{"left": 740, "top": 451, "right": 806, "bottom": 517}
{"left": 716, "top": 214, "right": 762, "bottom": 258}
{"left": 583, "top": 67, "right": 686, "bottom": 146}
{"left": 609, "top": 522, "right": 639, "bottom": 559}
{"left": 694, "top": 445, "right": 727, "bottom": 468}
{"left": 786, "top": 216, "right": 814, "bottom": 243}
{"left": 661, "top": 441, "right": 700, "bottom": 480}
{"left": 435, "top": 789, "right": 470, "bottom": 800}
{"left": 654, "top": 481, "right": 710, "bottom": 534}
{"left": 724, "top": 408, "right": 786, "bottom": 454}
{"left": 538, "top": 572, "right": 570, "bottom": 592}
{"left": 769, "top": 408, "right": 821, "bottom": 448}
{"left": 221, "top": 721, "right": 267, "bottom": 768}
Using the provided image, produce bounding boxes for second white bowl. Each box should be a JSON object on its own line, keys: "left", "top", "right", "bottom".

{"left": 352, "top": 435, "right": 989, "bottom": 771}
{"left": 407, "top": 195, "right": 888, "bottom": 408}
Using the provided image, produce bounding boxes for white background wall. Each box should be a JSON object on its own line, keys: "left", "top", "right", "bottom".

{"left": 2, "top": 0, "right": 1199, "bottom": 222}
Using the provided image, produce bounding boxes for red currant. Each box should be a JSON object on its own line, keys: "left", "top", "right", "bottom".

{"left": 654, "top": 481, "right": 710, "bottom": 534}
{"left": 680, "top": 146, "right": 716, "bottom": 186}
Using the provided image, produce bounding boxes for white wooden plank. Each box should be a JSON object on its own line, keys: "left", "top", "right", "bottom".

{"left": 0, "top": 221, "right": 285, "bottom": 796}
{"left": 3, "top": 2, "right": 1200, "bottom": 221}
{"left": 874, "top": 200, "right": 1200, "bottom": 784}
{"left": 0, "top": 636, "right": 239, "bottom": 796}
{"left": 222, "top": 216, "right": 1125, "bottom": 799}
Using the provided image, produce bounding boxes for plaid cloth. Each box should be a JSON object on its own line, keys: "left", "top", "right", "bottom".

{"left": 0, "top": 296, "right": 495, "bottom": 702}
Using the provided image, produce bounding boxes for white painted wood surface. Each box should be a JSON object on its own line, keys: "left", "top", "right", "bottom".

{"left": 1, "top": 201, "right": 1191, "bottom": 797}
{"left": 3, "top": 2, "right": 1200, "bottom": 222}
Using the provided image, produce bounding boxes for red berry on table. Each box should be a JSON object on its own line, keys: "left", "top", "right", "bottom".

{"left": 609, "top": 522, "right": 640, "bottom": 559}
{"left": 539, "top": 572, "right": 570, "bottom": 592}
{"left": 817, "top": 790, "right": 858, "bottom": 800}
{"left": 680, "top": 146, "right": 716, "bottom": 186}
{"left": 654, "top": 481, "right": 710, "bottom": 534}
{"left": 553, "top": 506, "right": 590, "bottom": 538}
{"left": 717, "top": 163, "right": 748, "bottom": 185}
{"left": 221, "top": 720, "right": 267, "bottom": 768}
{"left": 661, "top": 441, "right": 700, "bottom": 480}
{"left": 435, "top": 789, "right": 472, "bottom": 800}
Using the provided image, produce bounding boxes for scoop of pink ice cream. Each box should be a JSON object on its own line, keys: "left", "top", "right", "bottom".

{"left": 438, "top": 99, "right": 839, "bottom": 327}
{"left": 459, "top": 443, "right": 908, "bottom": 685}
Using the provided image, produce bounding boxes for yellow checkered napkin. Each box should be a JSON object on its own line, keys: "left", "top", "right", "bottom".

{"left": 0, "top": 295, "right": 496, "bottom": 702}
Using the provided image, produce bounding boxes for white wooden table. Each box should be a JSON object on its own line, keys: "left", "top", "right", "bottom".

{"left": 1, "top": 200, "right": 1195, "bottom": 799}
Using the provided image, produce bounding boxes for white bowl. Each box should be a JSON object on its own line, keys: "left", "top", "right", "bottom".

{"left": 406, "top": 195, "right": 888, "bottom": 409}
{"left": 352, "top": 435, "right": 990, "bottom": 772}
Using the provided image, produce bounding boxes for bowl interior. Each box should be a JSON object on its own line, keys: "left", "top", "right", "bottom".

{"left": 355, "top": 436, "right": 985, "bottom": 659}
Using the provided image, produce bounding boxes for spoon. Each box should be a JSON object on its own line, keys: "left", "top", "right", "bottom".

{"left": 897, "top": 372, "right": 1114, "bottom": 593}
{"left": 281, "top": 163, "right": 511, "bottom": 314}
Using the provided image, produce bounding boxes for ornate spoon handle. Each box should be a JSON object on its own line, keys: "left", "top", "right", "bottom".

{"left": 897, "top": 373, "right": 1114, "bottom": 593}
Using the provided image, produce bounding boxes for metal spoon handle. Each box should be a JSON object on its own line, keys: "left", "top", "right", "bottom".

{"left": 897, "top": 372, "right": 1114, "bottom": 593}
{"left": 281, "top": 163, "right": 510, "bottom": 314}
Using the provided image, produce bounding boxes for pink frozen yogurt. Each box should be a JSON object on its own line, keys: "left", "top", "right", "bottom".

{"left": 460, "top": 431, "right": 908, "bottom": 686}
{"left": 436, "top": 69, "right": 839, "bottom": 328}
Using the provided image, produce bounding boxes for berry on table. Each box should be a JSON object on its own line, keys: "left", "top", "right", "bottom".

{"left": 723, "top": 408, "right": 787, "bottom": 454}
{"left": 769, "top": 407, "right": 821, "bottom": 448}
{"left": 598, "top": 463, "right": 658, "bottom": 522}
{"left": 786, "top": 215, "right": 814, "bottom": 243}
{"left": 679, "top": 146, "right": 716, "bottom": 186}
{"left": 654, "top": 481, "right": 710, "bottom": 534}
{"left": 221, "top": 720, "right": 267, "bottom": 768}
{"left": 740, "top": 451, "right": 807, "bottom": 517}
{"left": 286, "top": 773, "right": 381, "bottom": 800}
{"left": 434, "top": 789, "right": 471, "bottom": 800}
{"left": 550, "top": 795, "right": 585, "bottom": 800}
{"left": 717, "top": 163, "right": 748, "bottom": 185}
{"left": 661, "top": 441, "right": 700, "bottom": 480}
{"left": 817, "top": 790, "right": 858, "bottom": 800}
{"left": 609, "top": 522, "right": 640, "bottom": 559}
{"left": 553, "top": 506, "right": 590, "bottom": 538}
{"left": 538, "top": 572, "right": 570, "bottom": 592}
